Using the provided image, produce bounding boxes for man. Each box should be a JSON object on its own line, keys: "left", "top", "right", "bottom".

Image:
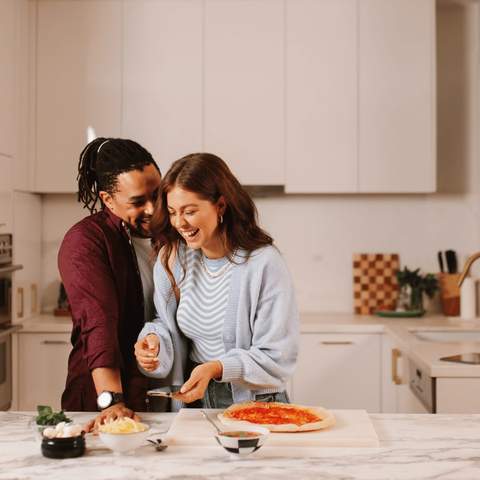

{"left": 58, "top": 137, "right": 161, "bottom": 429}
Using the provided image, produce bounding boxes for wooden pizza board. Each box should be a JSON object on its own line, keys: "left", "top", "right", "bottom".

{"left": 165, "top": 408, "right": 379, "bottom": 447}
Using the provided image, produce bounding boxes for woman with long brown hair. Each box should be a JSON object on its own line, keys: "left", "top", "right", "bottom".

{"left": 134, "top": 153, "right": 299, "bottom": 408}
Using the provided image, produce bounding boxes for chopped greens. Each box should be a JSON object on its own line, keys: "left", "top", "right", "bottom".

{"left": 35, "top": 405, "right": 71, "bottom": 426}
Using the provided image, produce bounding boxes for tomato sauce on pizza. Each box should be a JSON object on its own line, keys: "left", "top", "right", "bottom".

{"left": 224, "top": 403, "right": 321, "bottom": 426}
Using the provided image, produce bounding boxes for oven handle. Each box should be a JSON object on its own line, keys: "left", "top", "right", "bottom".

{"left": 0, "top": 264, "right": 23, "bottom": 274}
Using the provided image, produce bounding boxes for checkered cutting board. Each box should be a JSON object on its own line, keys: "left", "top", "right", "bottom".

{"left": 353, "top": 253, "right": 400, "bottom": 314}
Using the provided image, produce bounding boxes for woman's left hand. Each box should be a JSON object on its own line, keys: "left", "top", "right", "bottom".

{"left": 176, "top": 361, "right": 223, "bottom": 403}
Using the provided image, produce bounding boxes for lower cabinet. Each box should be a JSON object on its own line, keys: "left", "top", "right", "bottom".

{"left": 16, "top": 333, "right": 70, "bottom": 411}
{"left": 292, "top": 333, "right": 382, "bottom": 412}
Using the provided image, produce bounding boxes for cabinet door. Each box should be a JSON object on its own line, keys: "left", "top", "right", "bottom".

{"left": 13, "top": 192, "right": 42, "bottom": 321}
{"left": 0, "top": 0, "right": 16, "bottom": 157}
{"left": 36, "top": 0, "right": 122, "bottom": 192}
{"left": 292, "top": 333, "right": 381, "bottom": 412}
{"left": 204, "top": 0, "right": 284, "bottom": 185}
{"left": 285, "top": 0, "right": 357, "bottom": 193}
{"left": 123, "top": 0, "right": 202, "bottom": 172}
{"left": 358, "top": 0, "right": 435, "bottom": 192}
{"left": 18, "top": 333, "right": 71, "bottom": 410}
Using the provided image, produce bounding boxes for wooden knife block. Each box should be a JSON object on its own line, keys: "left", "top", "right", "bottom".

{"left": 438, "top": 273, "right": 461, "bottom": 316}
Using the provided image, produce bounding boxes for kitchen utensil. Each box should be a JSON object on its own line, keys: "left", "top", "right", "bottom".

{"left": 147, "top": 438, "right": 168, "bottom": 451}
{"left": 166, "top": 409, "right": 379, "bottom": 448}
{"left": 146, "top": 389, "right": 180, "bottom": 399}
{"left": 201, "top": 410, "right": 222, "bottom": 434}
{"left": 445, "top": 250, "right": 458, "bottom": 274}
{"left": 438, "top": 273, "right": 461, "bottom": 316}
{"left": 438, "top": 251, "right": 444, "bottom": 273}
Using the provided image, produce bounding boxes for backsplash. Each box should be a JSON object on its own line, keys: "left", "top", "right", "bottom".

{"left": 41, "top": 192, "right": 480, "bottom": 313}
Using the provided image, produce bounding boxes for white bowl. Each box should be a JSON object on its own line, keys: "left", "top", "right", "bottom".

{"left": 214, "top": 426, "right": 270, "bottom": 458}
{"left": 98, "top": 426, "right": 151, "bottom": 454}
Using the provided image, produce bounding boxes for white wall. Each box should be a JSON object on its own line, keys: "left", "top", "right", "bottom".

{"left": 39, "top": 1, "right": 480, "bottom": 314}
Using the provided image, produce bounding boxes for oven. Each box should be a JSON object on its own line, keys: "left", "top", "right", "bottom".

{"left": 0, "top": 234, "right": 22, "bottom": 410}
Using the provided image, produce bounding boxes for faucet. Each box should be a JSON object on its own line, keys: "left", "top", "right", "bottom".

{"left": 458, "top": 252, "right": 480, "bottom": 287}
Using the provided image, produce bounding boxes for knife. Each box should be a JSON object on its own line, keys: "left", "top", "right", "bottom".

{"left": 437, "top": 251, "right": 444, "bottom": 273}
{"left": 147, "top": 389, "right": 181, "bottom": 399}
{"left": 445, "top": 250, "right": 458, "bottom": 274}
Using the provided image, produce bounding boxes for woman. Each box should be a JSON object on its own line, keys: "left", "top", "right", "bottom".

{"left": 134, "top": 153, "right": 299, "bottom": 409}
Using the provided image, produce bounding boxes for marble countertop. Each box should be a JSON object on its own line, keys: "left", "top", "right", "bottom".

{"left": 16, "top": 312, "right": 480, "bottom": 377}
{"left": 2, "top": 411, "right": 480, "bottom": 480}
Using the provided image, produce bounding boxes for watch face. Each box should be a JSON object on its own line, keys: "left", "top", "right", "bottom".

{"left": 97, "top": 391, "right": 113, "bottom": 409}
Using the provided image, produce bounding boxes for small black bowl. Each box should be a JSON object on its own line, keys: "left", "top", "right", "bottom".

{"left": 41, "top": 434, "right": 85, "bottom": 459}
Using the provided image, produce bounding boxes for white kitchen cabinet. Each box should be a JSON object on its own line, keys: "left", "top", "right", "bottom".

{"left": 358, "top": 0, "right": 436, "bottom": 192}
{"left": 204, "top": 0, "right": 284, "bottom": 185}
{"left": 122, "top": 0, "right": 202, "bottom": 172}
{"left": 436, "top": 378, "right": 480, "bottom": 413}
{"left": 0, "top": 0, "right": 16, "bottom": 157}
{"left": 0, "top": 157, "right": 13, "bottom": 233}
{"left": 36, "top": 0, "right": 122, "bottom": 192}
{"left": 17, "top": 332, "right": 70, "bottom": 410}
{"left": 12, "top": 192, "right": 42, "bottom": 322}
{"left": 285, "top": 0, "right": 435, "bottom": 193}
{"left": 292, "top": 333, "right": 381, "bottom": 412}
{"left": 285, "top": 0, "right": 357, "bottom": 193}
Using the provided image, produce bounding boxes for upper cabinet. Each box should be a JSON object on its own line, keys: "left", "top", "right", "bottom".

{"left": 285, "top": 0, "right": 357, "bottom": 193}
{"left": 31, "top": 0, "right": 436, "bottom": 192}
{"left": 122, "top": 0, "right": 203, "bottom": 173}
{"left": 36, "top": 0, "right": 122, "bottom": 192}
{"left": 0, "top": 0, "right": 16, "bottom": 157}
{"left": 204, "top": 0, "right": 284, "bottom": 185}
{"left": 358, "top": 0, "right": 436, "bottom": 193}
{"left": 285, "top": 0, "right": 435, "bottom": 193}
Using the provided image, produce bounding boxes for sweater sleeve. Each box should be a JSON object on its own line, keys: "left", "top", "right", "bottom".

{"left": 138, "top": 258, "right": 177, "bottom": 379}
{"left": 58, "top": 225, "right": 121, "bottom": 371}
{"left": 218, "top": 248, "right": 299, "bottom": 389}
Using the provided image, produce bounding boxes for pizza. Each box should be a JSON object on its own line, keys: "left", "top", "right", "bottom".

{"left": 217, "top": 402, "right": 336, "bottom": 432}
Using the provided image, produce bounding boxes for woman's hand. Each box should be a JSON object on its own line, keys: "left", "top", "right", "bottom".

{"left": 134, "top": 334, "right": 160, "bottom": 372}
{"left": 176, "top": 361, "right": 223, "bottom": 403}
{"left": 83, "top": 403, "right": 140, "bottom": 433}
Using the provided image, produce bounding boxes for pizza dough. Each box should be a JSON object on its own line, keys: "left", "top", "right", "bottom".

{"left": 217, "top": 402, "right": 336, "bottom": 432}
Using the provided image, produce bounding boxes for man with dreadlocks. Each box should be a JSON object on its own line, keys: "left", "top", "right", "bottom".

{"left": 58, "top": 137, "right": 161, "bottom": 430}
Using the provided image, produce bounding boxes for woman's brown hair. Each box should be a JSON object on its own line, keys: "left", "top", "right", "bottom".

{"left": 150, "top": 152, "right": 273, "bottom": 288}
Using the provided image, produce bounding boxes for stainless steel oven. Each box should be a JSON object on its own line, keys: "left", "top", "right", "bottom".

{"left": 0, "top": 234, "right": 22, "bottom": 410}
{"left": 0, "top": 334, "right": 12, "bottom": 410}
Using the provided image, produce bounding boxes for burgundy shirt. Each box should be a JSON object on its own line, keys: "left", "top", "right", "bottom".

{"left": 58, "top": 208, "right": 148, "bottom": 411}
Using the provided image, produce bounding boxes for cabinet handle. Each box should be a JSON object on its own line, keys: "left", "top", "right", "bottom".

{"left": 320, "top": 341, "right": 354, "bottom": 345}
{"left": 42, "top": 340, "right": 69, "bottom": 345}
{"left": 17, "top": 287, "right": 24, "bottom": 318}
{"left": 391, "top": 348, "right": 402, "bottom": 385}
{"left": 31, "top": 284, "right": 38, "bottom": 314}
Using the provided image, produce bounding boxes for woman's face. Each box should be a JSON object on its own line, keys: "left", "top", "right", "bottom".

{"left": 167, "top": 186, "right": 225, "bottom": 257}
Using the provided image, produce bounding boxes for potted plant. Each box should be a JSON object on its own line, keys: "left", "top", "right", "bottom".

{"left": 396, "top": 267, "right": 439, "bottom": 313}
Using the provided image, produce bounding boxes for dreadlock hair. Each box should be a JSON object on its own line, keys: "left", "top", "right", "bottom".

{"left": 77, "top": 137, "right": 158, "bottom": 214}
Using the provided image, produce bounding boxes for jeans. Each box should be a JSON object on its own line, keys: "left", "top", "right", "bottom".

{"left": 189, "top": 379, "right": 290, "bottom": 409}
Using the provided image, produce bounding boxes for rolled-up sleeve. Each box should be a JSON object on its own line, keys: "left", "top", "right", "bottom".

{"left": 58, "top": 226, "right": 121, "bottom": 371}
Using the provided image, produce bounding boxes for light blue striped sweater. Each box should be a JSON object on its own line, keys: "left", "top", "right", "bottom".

{"left": 139, "top": 244, "right": 299, "bottom": 404}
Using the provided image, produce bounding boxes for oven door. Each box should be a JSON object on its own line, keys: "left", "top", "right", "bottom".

{"left": 0, "top": 334, "right": 12, "bottom": 410}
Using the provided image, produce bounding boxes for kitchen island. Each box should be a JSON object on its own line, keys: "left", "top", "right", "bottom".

{"left": 2, "top": 411, "right": 480, "bottom": 480}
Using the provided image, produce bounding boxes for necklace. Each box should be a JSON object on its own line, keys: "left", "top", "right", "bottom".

{"left": 199, "top": 250, "right": 237, "bottom": 279}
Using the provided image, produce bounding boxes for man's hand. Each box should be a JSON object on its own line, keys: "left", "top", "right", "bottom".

{"left": 83, "top": 403, "right": 140, "bottom": 433}
{"left": 134, "top": 334, "right": 160, "bottom": 372}
{"left": 175, "top": 361, "right": 223, "bottom": 404}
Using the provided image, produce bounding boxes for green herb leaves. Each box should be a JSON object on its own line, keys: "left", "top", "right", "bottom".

{"left": 35, "top": 405, "right": 71, "bottom": 426}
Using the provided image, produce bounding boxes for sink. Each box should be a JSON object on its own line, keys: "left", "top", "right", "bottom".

{"left": 409, "top": 329, "right": 480, "bottom": 342}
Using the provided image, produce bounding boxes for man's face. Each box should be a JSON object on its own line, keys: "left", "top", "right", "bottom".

{"left": 100, "top": 164, "right": 161, "bottom": 237}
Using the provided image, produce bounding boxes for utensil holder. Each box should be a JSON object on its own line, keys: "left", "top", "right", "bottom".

{"left": 438, "top": 273, "right": 461, "bottom": 316}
